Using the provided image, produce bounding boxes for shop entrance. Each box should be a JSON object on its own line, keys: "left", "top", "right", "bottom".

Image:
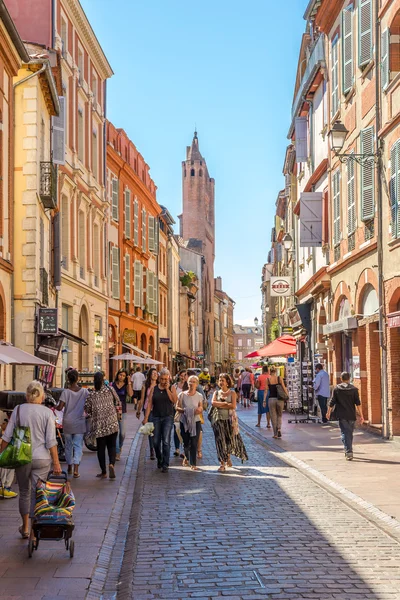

{"left": 341, "top": 333, "right": 353, "bottom": 375}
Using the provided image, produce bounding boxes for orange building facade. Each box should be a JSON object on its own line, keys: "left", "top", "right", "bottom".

{"left": 106, "top": 122, "right": 161, "bottom": 379}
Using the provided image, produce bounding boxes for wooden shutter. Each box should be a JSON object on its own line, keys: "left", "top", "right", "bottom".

{"left": 390, "top": 143, "right": 397, "bottom": 238}
{"left": 133, "top": 197, "right": 139, "bottom": 245}
{"left": 285, "top": 173, "right": 291, "bottom": 197}
{"left": 52, "top": 96, "right": 66, "bottom": 165}
{"left": 396, "top": 142, "right": 400, "bottom": 238}
{"left": 125, "top": 253, "right": 130, "bottom": 303}
{"left": 134, "top": 260, "right": 141, "bottom": 307}
{"left": 331, "top": 39, "right": 339, "bottom": 116}
{"left": 295, "top": 116, "right": 308, "bottom": 163}
{"left": 154, "top": 274, "right": 158, "bottom": 316}
{"left": 347, "top": 157, "right": 356, "bottom": 234}
{"left": 142, "top": 208, "right": 147, "bottom": 251}
{"left": 359, "top": 0, "right": 372, "bottom": 68}
{"left": 148, "top": 215, "right": 155, "bottom": 252}
{"left": 112, "top": 178, "right": 119, "bottom": 221}
{"left": 381, "top": 28, "right": 390, "bottom": 90}
{"left": 299, "top": 192, "right": 323, "bottom": 247}
{"left": 147, "top": 271, "right": 154, "bottom": 314}
{"left": 333, "top": 171, "right": 341, "bottom": 246}
{"left": 124, "top": 189, "right": 131, "bottom": 238}
{"left": 111, "top": 247, "right": 120, "bottom": 299}
{"left": 342, "top": 6, "right": 354, "bottom": 95}
{"left": 360, "top": 127, "right": 375, "bottom": 220}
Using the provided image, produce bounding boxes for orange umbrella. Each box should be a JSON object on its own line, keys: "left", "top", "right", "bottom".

{"left": 245, "top": 335, "right": 296, "bottom": 359}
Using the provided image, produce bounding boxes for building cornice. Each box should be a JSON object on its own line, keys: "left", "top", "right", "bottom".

{"left": 295, "top": 266, "right": 329, "bottom": 298}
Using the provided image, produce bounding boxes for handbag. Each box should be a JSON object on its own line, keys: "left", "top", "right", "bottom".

{"left": 0, "top": 405, "right": 32, "bottom": 469}
{"left": 207, "top": 405, "right": 218, "bottom": 425}
{"left": 276, "top": 377, "right": 289, "bottom": 401}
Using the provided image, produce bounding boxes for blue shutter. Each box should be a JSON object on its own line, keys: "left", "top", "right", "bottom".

{"left": 359, "top": 0, "right": 372, "bottom": 68}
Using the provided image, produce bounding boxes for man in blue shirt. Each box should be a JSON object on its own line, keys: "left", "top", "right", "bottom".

{"left": 313, "top": 363, "right": 330, "bottom": 423}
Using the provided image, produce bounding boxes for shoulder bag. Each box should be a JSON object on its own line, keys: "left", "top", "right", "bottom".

{"left": 276, "top": 377, "right": 289, "bottom": 401}
{"left": 0, "top": 405, "right": 32, "bottom": 469}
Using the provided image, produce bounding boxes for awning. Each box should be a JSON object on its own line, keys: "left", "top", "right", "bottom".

{"left": 388, "top": 311, "right": 400, "bottom": 328}
{"left": 245, "top": 335, "right": 297, "bottom": 359}
{"left": 176, "top": 352, "right": 200, "bottom": 363}
{"left": 322, "top": 316, "right": 357, "bottom": 335}
{"left": 122, "top": 342, "right": 151, "bottom": 358}
{"left": 0, "top": 342, "right": 53, "bottom": 366}
{"left": 58, "top": 328, "right": 88, "bottom": 346}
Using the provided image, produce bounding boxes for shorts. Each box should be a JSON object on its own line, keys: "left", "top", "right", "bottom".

{"left": 133, "top": 390, "right": 141, "bottom": 401}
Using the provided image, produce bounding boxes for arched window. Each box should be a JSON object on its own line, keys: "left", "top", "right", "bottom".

{"left": 190, "top": 169, "right": 195, "bottom": 177}
{"left": 78, "top": 305, "right": 89, "bottom": 371}
{"left": 199, "top": 169, "right": 203, "bottom": 177}
{"left": 362, "top": 284, "right": 379, "bottom": 316}
{"left": 184, "top": 168, "right": 186, "bottom": 177}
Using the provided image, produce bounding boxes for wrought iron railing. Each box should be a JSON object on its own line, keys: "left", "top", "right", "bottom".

{"left": 364, "top": 219, "right": 375, "bottom": 241}
{"left": 334, "top": 245, "right": 341, "bottom": 262}
{"left": 347, "top": 232, "right": 355, "bottom": 252}
{"left": 39, "top": 161, "right": 57, "bottom": 209}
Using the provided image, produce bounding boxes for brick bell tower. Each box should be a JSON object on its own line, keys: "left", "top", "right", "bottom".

{"left": 180, "top": 131, "right": 215, "bottom": 369}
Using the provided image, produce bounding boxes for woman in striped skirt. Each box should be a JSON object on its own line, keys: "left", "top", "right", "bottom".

{"left": 211, "top": 374, "right": 248, "bottom": 472}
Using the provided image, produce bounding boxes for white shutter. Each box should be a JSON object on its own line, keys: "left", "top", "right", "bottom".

{"left": 112, "top": 247, "right": 120, "bottom": 299}
{"left": 134, "top": 260, "right": 141, "bottom": 307}
{"left": 359, "top": 0, "right": 372, "bottom": 68}
{"left": 347, "top": 157, "right": 356, "bottom": 234}
{"left": 148, "top": 215, "right": 155, "bottom": 252}
{"left": 396, "top": 142, "right": 400, "bottom": 239}
{"left": 155, "top": 217, "right": 159, "bottom": 254}
{"left": 299, "top": 192, "right": 323, "bottom": 247}
{"left": 331, "top": 39, "right": 339, "bottom": 116}
{"left": 52, "top": 96, "right": 66, "bottom": 165}
{"left": 333, "top": 171, "right": 341, "bottom": 246}
{"left": 295, "top": 116, "right": 308, "bottom": 163}
{"left": 285, "top": 173, "right": 291, "bottom": 197}
{"left": 134, "top": 197, "right": 139, "bottom": 246}
{"left": 390, "top": 143, "right": 397, "bottom": 238}
{"left": 381, "top": 28, "right": 390, "bottom": 90}
{"left": 125, "top": 253, "right": 130, "bottom": 303}
{"left": 124, "top": 189, "right": 131, "bottom": 239}
{"left": 154, "top": 274, "right": 158, "bottom": 317}
{"left": 342, "top": 6, "right": 354, "bottom": 95}
{"left": 360, "top": 126, "right": 375, "bottom": 220}
{"left": 112, "top": 178, "right": 119, "bottom": 221}
{"left": 141, "top": 264, "right": 146, "bottom": 309}
{"left": 142, "top": 208, "right": 147, "bottom": 251}
{"left": 147, "top": 271, "right": 154, "bottom": 314}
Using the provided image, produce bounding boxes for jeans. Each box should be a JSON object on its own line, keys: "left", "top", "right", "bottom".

{"left": 152, "top": 416, "right": 174, "bottom": 468}
{"left": 339, "top": 419, "right": 355, "bottom": 454}
{"left": 15, "top": 459, "right": 51, "bottom": 517}
{"left": 269, "top": 398, "right": 284, "bottom": 436}
{"left": 317, "top": 395, "right": 328, "bottom": 422}
{"left": 180, "top": 421, "right": 201, "bottom": 466}
{"left": 96, "top": 432, "right": 118, "bottom": 474}
{"left": 116, "top": 413, "right": 127, "bottom": 454}
{"left": 64, "top": 433, "right": 84, "bottom": 465}
{"left": 242, "top": 384, "right": 251, "bottom": 400}
{"left": 174, "top": 428, "right": 181, "bottom": 451}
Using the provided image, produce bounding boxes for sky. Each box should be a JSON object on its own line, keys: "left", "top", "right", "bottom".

{"left": 82, "top": 0, "right": 307, "bottom": 326}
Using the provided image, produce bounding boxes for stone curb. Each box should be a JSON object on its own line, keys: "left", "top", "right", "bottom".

{"left": 239, "top": 417, "right": 400, "bottom": 543}
{"left": 85, "top": 429, "right": 142, "bottom": 600}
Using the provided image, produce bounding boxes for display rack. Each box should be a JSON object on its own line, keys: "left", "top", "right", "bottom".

{"left": 77, "top": 372, "right": 96, "bottom": 389}
{"left": 288, "top": 359, "right": 320, "bottom": 424}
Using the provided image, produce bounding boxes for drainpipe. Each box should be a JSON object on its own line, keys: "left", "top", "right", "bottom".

{"left": 375, "top": 0, "right": 390, "bottom": 439}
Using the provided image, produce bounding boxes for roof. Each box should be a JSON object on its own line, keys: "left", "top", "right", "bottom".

{"left": 186, "top": 130, "right": 203, "bottom": 162}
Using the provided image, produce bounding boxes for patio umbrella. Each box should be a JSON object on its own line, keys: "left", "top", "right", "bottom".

{"left": 245, "top": 335, "right": 296, "bottom": 359}
{"left": 111, "top": 353, "right": 146, "bottom": 363}
{"left": 144, "top": 358, "right": 164, "bottom": 365}
{"left": 0, "top": 342, "right": 53, "bottom": 366}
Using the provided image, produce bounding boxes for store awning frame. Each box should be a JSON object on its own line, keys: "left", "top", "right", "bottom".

{"left": 122, "top": 342, "right": 151, "bottom": 358}
{"left": 58, "top": 328, "right": 88, "bottom": 346}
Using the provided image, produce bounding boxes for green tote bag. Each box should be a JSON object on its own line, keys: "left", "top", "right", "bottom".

{"left": 0, "top": 405, "right": 32, "bottom": 469}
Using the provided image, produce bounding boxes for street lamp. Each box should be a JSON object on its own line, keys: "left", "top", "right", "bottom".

{"left": 328, "top": 120, "right": 379, "bottom": 167}
{"left": 265, "top": 304, "right": 270, "bottom": 313}
{"left": 282, "top": 232, "right": 293, "bottom": 251}
{"left": 254, "top": 317, "right": 259, "bottom": 327}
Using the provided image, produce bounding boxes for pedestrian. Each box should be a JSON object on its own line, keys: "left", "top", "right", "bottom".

{"left": 233, "top": 368, "right": 240, "bottom": 396}
{"left": 137, "top": 368, "right": 158, "bottom": 460}
{"left": 267, "top": 367, "right": 289, "bottom": 439}
{"left": 176, "top": 375, "right": 203, "bottom": 470}
{"left": 326, "top": 372, "right": 364, "bottom": 461}
{"left": 187, "top": 369, "right": 207, "bottom": 459}
{"left": 241, "top": 368, "right": 252, "bottom": 408}
{"left": 0, "top": 412, "right": 17, "bottom": 499}
{"left": 255, "top": 365, "right": 271, "bottom": 428}
{"left": 57, "top": 368, "right": 89, "bottom": 478}
{"left": 210, "top": 373, "right": 248, "bottom": 472}
{"left": 172, "top": 369, "right": 188, "bottom": 457}
{"left": 199, "top": 367, "right": 210, "bottom": 387}
{"left": 84, "top": 371, "right": 121, "bottom": 480}
{"left": 111, "top": 369, "right": 133, "bottom": 461}
{"left": 143, "top": 368, "right": 177, "bottom": 473}
{"left": 131, "top": 366, "right": 145, "bottom": 409}
{"left": 0, "top": 381, "right": 62, "bottom": 540}
{"left": 313, "top": 363, "right": 330, "bottom": 423}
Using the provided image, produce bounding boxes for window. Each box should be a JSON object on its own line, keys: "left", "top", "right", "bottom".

{"left": 347, "top": 156, "right": 356, "bottom": 234}
{"left": 133, "top": 197, "right": 139, "bottom": 245}
{"left": 124, "top": 189, "right": 131, "bottom": 238}
{"left": 92, "top": 73, "right": 98, "bottom": 104}
{"left": 360, "top": 127, "right": 375, "bottom": 221}
{"left": 93, "top": 223, "right": 100, "bottom": 285}
{"left": 147, "top": 270, "right": 154, "bottom": 313}
{"left": 382, "top": 28, "right": 390, "bottom": 90}
{"left": 238, "top": 338, "right": 243, "bottom": 347}
{"left": 359, "top": 0, "right": 373, "bottom": 67}
{"left": 61, "top": 18, "right": 67, "bottom": 56}
{"left": 77, "top": 106, "right": 84, "bottom": 163}
{"left": 238, "top": 351, "right": 243, "bottom": 361}
{"left": 78, "top": 210, "right": 85, "bottom": 278}
{"left": 111, "top": 246, "right": 120, "bottom": 299}
{"left": 77, "top": 48, "right": 84, "bottom": 84}
{"left": 61, "top": 195, "right": 69, "bottom": 269}
{"left": 134, "top": 260, "right": 142, "bottom": 307}
{"left": 333, "top": 170, "right": 341, "bottom": 247}
{"left": 125, "top": 254, "right": 130, "bottom": 304}
{"left": 148, "top": 215, "right": 155, "bottom": 252}
{"left": 190, "top": 168, "right": 195, "bottom": 176}
{"left": 111, "top": 178, "right": 119, "bottom": 221}
{"left": 94, "top": 316, "right": 102, "bottom": 335}
{"left": 342, "top": 5, "right": 354, "bottom": 95}
{"left": 92, "top": 128, "right": 98, "bottom": 180}
{"left": 199, "top": 169, "right": 203, "bottom": 177}
{"left": 142, "top": 208, "right": 147, "bottom": 251}
{"left": 247, "top": 339, "right": 252, "bottom": 347}
{"left": 390, "top": 139, "right": 400, "bottom": 238}
{"left": 331, "top": 37, "right": 339, "bottom": 116}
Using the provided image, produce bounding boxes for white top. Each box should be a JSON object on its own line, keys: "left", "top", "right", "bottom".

{"left": 131, "top": 371, "right": 146, "bottom": 391}
{"left": 178, "top": 391, "right": 203, "bottom": 423}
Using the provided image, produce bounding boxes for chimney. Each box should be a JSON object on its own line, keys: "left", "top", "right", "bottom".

{"left": 215, "top": 276, "right": 222, "bottom": 291}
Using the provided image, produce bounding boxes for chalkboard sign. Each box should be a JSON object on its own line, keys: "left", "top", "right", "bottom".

{"left": 38, "top": 308, "right": 58, "bottom": 335}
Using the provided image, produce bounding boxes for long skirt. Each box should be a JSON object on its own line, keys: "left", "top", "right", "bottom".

{"left": 212, "top": 419, "right": 248, "bottom": 464}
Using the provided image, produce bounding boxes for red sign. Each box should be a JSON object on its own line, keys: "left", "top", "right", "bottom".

{"left": 271, "top": 277, "right": 291, "bottom": 297}
{"left": 388, "top": 311, "right": 400, "bottom": 328}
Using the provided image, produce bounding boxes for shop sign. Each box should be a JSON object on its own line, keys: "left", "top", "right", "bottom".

{"left": 282, "top": 326, "right": 293, "bottom": 335}
{"left": 271, "top": 277, "right": 292, "bottom": 297}
{"left": 197, "top": 352, "right": 204, "bottom": 359}
{"left": 322, "top": 316, "right": 357, "bottom": 335}
{"left": 36, "top": 335, "right": 64, "bottom": 366}
{"left": 353, "top": 355, "right": 360, "bottom": 379}
{"left": 123, "top": 329, "right": 137, "bottom": 345}
{"left": 38, "top": 308, "right": 58, "bottom": 335}
{"left": 94, "top": 334, "right": 103, "bottom": 351}
{"left": 159, "top": 337, "right": 170, "bottom": 344}
{"left": 388, "top": 311, "right": 400, "bottom": 328}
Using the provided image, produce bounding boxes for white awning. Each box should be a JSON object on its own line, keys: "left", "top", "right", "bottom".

{"left": 122, "top": 342, "right": 151, "bottom": 358}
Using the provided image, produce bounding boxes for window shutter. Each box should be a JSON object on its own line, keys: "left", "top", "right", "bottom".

{"left": 390, "top": 143, "right": 397, "bottom": 238}
{"left": 142, "top": 208, "right": 147, "bottom": 251}
{"left": 360, "top": 127, "right": 375, "bottom": 220}
{"left": 112, "top": 247, "right": 120, "bottom": 299}
{"left": 155, "top": 218, "right": 159, "bottom": 254}
{"left": 381, "top": 28, "right": 390, "bottom": 90}
{"left": 125, "top": 253, "right": 130, "bottom": 303}
{"left": 331, "top": 40, "right": 339, "bottom": 116}
{"left": 285, "top": 173, "right": 291, "bottom": 197}
{"left": 134, "top": 260, "right": 141, "bottom": 307}
{"left": 359, "top": 0, "right": 372, "bottom": 68}
{"left": 295, "top": 116, "right": 308, "bottom": 163}
{"left": 112, "top": 178, "right": 119, "bottom": 221}
{"left": 52, "top": 96, "right": 66, "bottom": 165}
{"left": 148, "top": 215, "right": 155, "bottom": 252}
{"left": 124, "top": 189, "right": 131, "bottom": 238}
{"left": 147, "top": 271, "right": 154, "bottom": 314}
{"left": 333, "top": 171, "right": 341, "bottom": 246}
{"left": 134, "top": 198, "right": 139, "bottom": 246}
{"left": 342, "top": 6, "right": 354, "bottom": 95}
{"left": 396, "top": 142, "right": 400, "bottom": 238}
{"left": 154, "top": 274, "right": 158, "bottom": 317}
{"left": 347, "top": 157, "right": 356, "bottom": 234}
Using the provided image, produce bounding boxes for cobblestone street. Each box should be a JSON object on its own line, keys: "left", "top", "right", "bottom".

{"left": 120, "top": 420, "right": 400, "bottom": 600}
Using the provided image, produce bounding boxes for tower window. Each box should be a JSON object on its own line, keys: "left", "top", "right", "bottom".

{"left": 199, "top": 169, "right": 203, "bottom": 177}
{"left": 184, "top": 168, "right": 186, "bottom": 177}
{"left": 200, "top": 161, "right": 203, "bottom": 165}
{"left": 191, "top": 168, "right": 195, "bottom": 176}
{"left": 191, "top": 160, "right": 194, "bottom": 165}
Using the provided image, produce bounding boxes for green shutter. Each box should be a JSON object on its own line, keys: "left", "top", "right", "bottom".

{"left": 359, "top": 0, "right": 372, "bottom": 68}
{"left": 360, "top": 127, "right": 375, "bottom": 220}
{"left": 142, "top": 208, "right": 146, "bottom": 251}
{"left": 125, "top": 254, "right": 130, "bottom": 303}
{"left": 381, "top": 28, "right": 390, "bottom": 90}
{"left": 342, "top": 6, "right": 354, "bottom": 94}
{"left": 347, "top": 157, "right": 356, "bottom": 234}
{"left": 148, "top": 216, "right": 155, "bottom": 252}
{"left": 134, "top": 260, "right": 141, "bottom": 307}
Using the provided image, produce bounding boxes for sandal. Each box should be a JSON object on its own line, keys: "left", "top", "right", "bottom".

{"left": 197, "top": 451, "right": 203, "bottom": 459}
{"left": 267, "top": 424, "right": 272, "bottom": 428}
{"left": 73, "top": 472, "right": 80, "bottom": 478}
{"left": 191, "top": 466, "right": 200, "bottom": 471}
{"left": 18, "top": 526, "right": 29, "bottom": 539}
{"left": 255, "top": 424, "right": 260, "bottom": 427}
{"left": 227, "top": 459, "right": 232, "bottom": 467}
{"left": 96, "top": 473, "right": 107, "bottom": 479}
{"left": 182, "top": 458, "right": 189, "bottom": 467}
{"left": 217, "top": 465, "right": 226, "bottom": 472}
{"left": 173, "top": 450, "right": 180, "bottom": 457}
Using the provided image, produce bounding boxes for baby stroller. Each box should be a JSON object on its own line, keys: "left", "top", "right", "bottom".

{"left": 28, "top": 471, "right": 75, "bottom": 558}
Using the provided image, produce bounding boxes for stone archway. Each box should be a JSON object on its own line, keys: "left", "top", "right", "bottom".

{"left": 78, "top": 305, "right": 89, "bottom": 371}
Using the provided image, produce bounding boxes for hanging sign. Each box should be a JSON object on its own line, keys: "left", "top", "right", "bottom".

{"left": 38, "top": 308, "right": 58, "bottom": 335}
{"left": 270, "top": 277, "right": 292, "bottom": 297}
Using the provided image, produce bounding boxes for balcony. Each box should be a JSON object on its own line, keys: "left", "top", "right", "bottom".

{"left": 291, "top": 35, "right": 325, "bottom": 122}
{"left": 40, "top": 161, "right": 57, "bottom": 210}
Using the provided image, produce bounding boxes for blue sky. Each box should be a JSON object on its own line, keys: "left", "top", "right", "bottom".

{"left": 82, "top": 0, "right": 306, "bottom": 325}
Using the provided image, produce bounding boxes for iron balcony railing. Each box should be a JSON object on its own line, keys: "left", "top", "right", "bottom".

{"left": 39, "top": 161, "right": 57, "bottom": 210}
{"left": 291, "top": 35, "right": 326, "bottom": 122}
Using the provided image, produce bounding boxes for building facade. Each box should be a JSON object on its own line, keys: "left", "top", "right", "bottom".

{"left": 233, "top": 325, "right": 263, "bottom": 369}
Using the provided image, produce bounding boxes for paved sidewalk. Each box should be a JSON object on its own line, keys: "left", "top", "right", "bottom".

{"left": 0, "top": 405, "right": 141, "bottom": 600}
{"left": 237, "top": 403, "right": 400, "bottom": 521}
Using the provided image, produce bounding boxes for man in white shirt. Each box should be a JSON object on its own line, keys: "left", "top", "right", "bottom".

{"left": 131, "top": 366, "right": 145, "bottom": 408}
